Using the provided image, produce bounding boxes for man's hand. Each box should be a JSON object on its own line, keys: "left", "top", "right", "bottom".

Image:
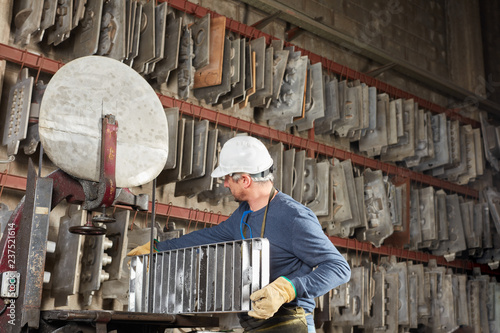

{"left": 127, "top": 241, "right": 157, "bottom": 256}
{"left": 248, "top": 276, "right": 296, "bottom": 319}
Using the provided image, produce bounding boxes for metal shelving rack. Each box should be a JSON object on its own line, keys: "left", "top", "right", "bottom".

{"left": 0, "top": 0, "right": 493, "bottom": 276}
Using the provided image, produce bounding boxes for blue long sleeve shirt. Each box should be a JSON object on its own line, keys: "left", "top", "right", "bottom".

{"left": 156, "top": 191, "right": 351, "bottom": 314}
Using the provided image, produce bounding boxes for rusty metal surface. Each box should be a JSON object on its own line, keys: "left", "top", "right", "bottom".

{"left": 193, "top": 16, "right": 226, "bottom": 88}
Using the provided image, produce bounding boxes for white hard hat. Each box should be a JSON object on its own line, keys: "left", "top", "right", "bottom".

{"left": 211, "top": 136, "right": 274, "bottom": 178}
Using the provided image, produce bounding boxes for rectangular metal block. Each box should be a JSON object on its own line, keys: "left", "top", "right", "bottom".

{"left": 191, "top": 14, "right": 210, "bottom": 69}
{"left": 307, "top": 161, "right": 330, "bottom": 217}
{"left": 335, "top": 84, "right": 361, "bottom": 138}
{"left": 418, "top": 186, "right": 437, "bottom": 249}
{"left": 154, "top": 13, "right": 182, "bottom": 84}
{"left": 361, "top": 269, "right": 385, "bottom": 329}
{"left": 359, "top": 93, "right": 389, "bottom": 157}
{"left": 130, "top": 238, "right": 270, "bottom": 314}
{"left": 314, "top": 77, "right": 339, "bottom": 135}
{"left": 157, "top": 118, "right": 185, "bottom": 186}
{"left": 180, "top": 119, "right": 194, "bottom": 179}
{"left": 73, "top": 0, "right": 103, "bottom": 57}
{"left": 387, "top": 99, "right": 398, "bottom": 145}
{"left": 282, "top": 149, "right": 295, "bottom": 196}
{"left": 339, "top": 159, "right": 363, "bottom": 237}
{"left": 177, "top": 24, "right": 194, "bottom": 99}
{"left": 98, "top": 0, "right": 127, "bottom": 61}
{"left": 193, "top": 16, "right": 226, "bottom": 88}
{"left": 380, "top": 99, "right": 415, "bottom": 162}
{"left": 164, "top": 108, "right": 179, "bottom": 169}
{"left": 324, "top": 160, "right": 351, "bottom": 235}
{"left": 47, "top": 0, "right": 73, "bottom": 46}
{"left": 250, "top": 46, "right": 274, "bottom": 108}
{"left": 480, "top": 111, "right": 500, "bottom": 171}
{"left": 220, "top": 38, "right": 247, "bottom": 109}
{"left": 414, "top": 113, "right": 449, "bottom": 172}
{"left": 302, "top": 158, "right": 316, "bottom": 204}
{"left": 293, "top": 62, "right": 324, "bottom": 131}
{"left": 292, "top": 150, "right": 306, "bottom": 203}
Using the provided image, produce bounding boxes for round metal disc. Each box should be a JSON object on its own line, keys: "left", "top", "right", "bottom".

{"left": 39, "top": 56, "right": 168, "bottom": 188}
{"left": 68, "top": 225, "right": 107, "bottom": 235}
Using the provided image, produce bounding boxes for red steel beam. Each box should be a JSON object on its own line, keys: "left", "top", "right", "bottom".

{"left": 0, "top": 43, "right": 478, "bottom": 198}
{"left": 163, "top": 0, "right": 479, "bottom": 128}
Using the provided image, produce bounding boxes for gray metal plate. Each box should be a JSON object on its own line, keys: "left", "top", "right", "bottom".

{"left": 418, "top": 186, "right": 437, "bottom": 248}
{"left": 132, "top": 0, "right": 155, "bottom": 73}
{"left": 250, "top": 37, "right": 266, "bottom": 91}
{"left": 271, "top": 50, "right": 289, "bottom": 102}
{"left": 147, "top": 3, "right": 169, "bottom": 73}
{"left": 183, "top": 120, "right": 209, "bottom": 180}
{"left": 154, "top": 13, "right": 182, "bottom": 84}
{"left": 126, "top": 2, "right": 143, "bottom": 64}
{"left": 47, "top": 0, "right": 73, "bottom": 45}
{"left": 14, "top": 0, "right": 43, "bottom": 45}
{"left": 268, "top": 142, "right": 283, "bottom": 191}
{"left": 2, "top": 68, "right": 33, "bottom": 156}
{"left": 177, "top": 25, "right": 194, "bottom": 99}
{"left": 380, "top": 99, "right": 415, "bottom": 162}
{"left": 73, "top": 0, "right": 87, "bottom": 28}
{"left": 302, "top": 158, "right": 316, "bottom": 204}
{"left": 175, "top": 128, "right": 218, "bottom": 197}
{"left": 413, "top": 113, "right": 449, "bottom": 172}
{"left": 294, "top": 62, "right": 325, "bottom": 131}
{"left": 33, "top": 0, "right": 57, "bottom": 42}
{"left": 315, "top": 77, "right": 339, "bottom": 134}
{"left": 164, "top": 108, "right": 179, "bottom": 169}
{"left": 292, "top": 150, "right": 306, "bottom": 203}
{"left": 282, "top": 148, "right": 295, "bottom": 196}
{"left": 194, "top": 36, "right": 232, "bottom": 104}
{"left": 359, "top": 93, "right": 389, "bottom": 157}
{"left": 191, "top": 14, "right": 210, "bottom": 69}
{"left": 307, "top": 161, "right": 330, "bottom": 216}
{"left": 340, "top": 159, "right": 363, "bottom": 237}
{"left": 98, "top": 0, "right": 127, "bottom": 61}
{"left": 220, "top": 38, "right": 246, "bottom": 109}
{"left": 104, "top": 210, "right": 130, "bottom": 280}
{"left": 180, "top": 119, "right": 194, "bottom": 179}
{"left": 73, "top": 0, "right": 103, "bottom": 57}
{"left": 250, "top": 46, "right": 274, "bottom": 108}
{"left": 157, "top": 118, "right": 185, "bottom": 186}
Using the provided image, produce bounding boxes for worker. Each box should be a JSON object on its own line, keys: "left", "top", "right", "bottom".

{"left": 128, "top": 136, "right": 351, "bottom": 332}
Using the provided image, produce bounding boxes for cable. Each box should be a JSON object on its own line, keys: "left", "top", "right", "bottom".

{"left": 0, "top": 155, "right": 14, "bottom": 164}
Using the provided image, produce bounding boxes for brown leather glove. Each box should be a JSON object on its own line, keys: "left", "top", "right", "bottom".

{"left": 127, "top": 241, "right": 158, "bottom": 256}
{"left": 248, "top": 276, "right": 296, "bottom": 319}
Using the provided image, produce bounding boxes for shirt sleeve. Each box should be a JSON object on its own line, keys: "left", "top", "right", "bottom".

{"left": 155, "top": 216, "right": 237, "bottom": 251}
{"left": 287, "top": 212, "right": 351, "bottom": 299}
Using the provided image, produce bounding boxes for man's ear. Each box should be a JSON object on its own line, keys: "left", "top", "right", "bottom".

{"left": 241, "top": 174, "right": 252, "bottom": 188}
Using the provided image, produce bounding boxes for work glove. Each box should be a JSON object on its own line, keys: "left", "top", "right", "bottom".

{"left": 127, "top": 241, "right": 158, "bottom": 256}
{"left": 248, "top": 276, "right": 296, "bottom": 320}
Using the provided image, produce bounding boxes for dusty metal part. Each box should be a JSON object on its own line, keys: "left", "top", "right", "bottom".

{"left": 33, "top": 0, "right": 58, "bottom": 42}
{"left": 358, "top": 169, "right": 393, "bottom": 247}
{"left": 414, "top": 113, "right": 449, "bottom": 172}
{"left": 307, "top": 161, "right": 330, "bottom": 217}
{"left": 184, "top": 120, "right": 209, "bottom": 180}
{"left": 323, "top": 160, "right": 351, "bottom": 236}
{"left": 73, "top": 0, "right": 103, "bottom": 57}
{"left": 293, "top": 62, "right": 324, "bottom": 131}
{"left": 385, "top": 178, "right": 398, "bottom": 228}
{"left": 302, "top": 158, "right": 316, "bottom": 204}
{"left": 250, "top": 46, "right": 274, "bottom": 107}
{"left": 164, "top": 108, "right": 179, "bottom": 170}
{"left": 380, "top": 99, "right": 415, "bottom": 162}
{"left": 102, "top": 210, "right": 129, "bottom": 280}
{"left": 177, "top": 24, "right": 194, "bottom": 99}
{"left": 47, "top": 0, "right": 73, "bottom": 45}
{"left": 333, "top": 266, "right": 365, "bottom": 326}
{"left": 194, "top": 36, "right": 232, "bottom": 104}
{"left": 270, "top": 49, "right": 289, "bottom": 103}
{"left": 197, "top": 130, "right": 236, "bottom": 204}
{"left": 235, "top": 43, "right": 253, "bottom": 105}
{"left": 408, "top": 265, "right": 418, "bottom": 329}
{"left": 484, "top": 187, "right": 500, "bottom": 234}
{"left": 381, "top": 257, "right": 409, "bottom": 327}
{"left": 14, "top": 0, "right": 43, "bottom": 45}
{"left": 336, "top": 84, "right": 362, "bottom": 139}
{"left": 157, "top": 118, "right": 185, "bottom": 186}
{"left": 72, "top": 0, "right": 87, "bottom": 28}
{"left": 462, "top": 202, "right": 482, "bottom": 251}
{"left": 97, "top": 0, "right": 127, "bottom": 61}
{"left": 386, "top": 99, "right": 398, "bottom": 145}
{"left": 361, "top": 269, "right": 385, "bottom": 330}
{"left": 265, "top": 51, "right": 308, "bottom": 130}
{"left": 432, "top": 194, "right": 467, "bottom": 261}
{"left": 433, "top": 190, "right": 449, "bottom": 248}
{"left": 339, "top": 159, "right": 363, "bottom": 237}
{"left": 473, "top": 128, "right": 484, "bottom": 177}
{"left": 383, "top": 272, "right": 399, "bottom": 332}
{"left": 467, "top": 280, "right": 484, "bottom": 332}
{"left": 452, "top": 274, "right": 469, "bottom": 326}
{"left": 447, "top": 120, "right": 462, "bottom": 168}
{"left": 250, "top": 36, "right": 266, "bottom": 91}
{"left": 153, "top": 13, "right": 182, "bottom": 84}
{"left": 220, "top": 38, "right": 246, "bottom": 109}
{"left": 80, "top": 232, "right": 112, "bottom": 306}
{"left": 130, "top": 238, "right": 270, "bottom": 314}
{"left": 52, "top": 206, "right": 85, "bottom": 307}
{"left": 125, "top": 0, "right": 137, "bottom": 58}
{"left": 441, "top": 125, "right": 468, "bottom": 183}
{"left": 175, "top": 128, "right": 218, "bottom": 197}
{"left": 482, "top": 203, "right": 493, "bottom": 249}
{"left": 359, "top": 93, "right": 389, "bottom": 157}
{"left": 403, "top": 109, "right": 430, "bottom": 168}
{"left": 418, "top": 186, "right": 437, "bottom": 249}
{"left": 193, "top": 16, "right": 226, "bottom": 88}
{"left": 394, "top": 98, "right": 404, "bottom": 138}
{"left": 268, "top": 142, "right": 283, "bottom": 191}
{"left": 191, "top": 14, "right": 210, "bottom": 69}
{"left": 132, "top": 0, "right": 155, "bottom": 73}
{"left": 229, "top": 38, "right": 241, "bottom": 85}
{"left": 408, "top": 263, "right": 430, "bottom": 320}
{"left": 2, "top": 68, "right": 33, "bottom": 157}
{"left": 358, "top": 83, "right": 370, "bottom": 137}
{"left": 355, "top": 175, "right": 369, "bottom": 230}
{"left": 480, "top": 111, "right": 500, "bottom": 172}
{"left": 292, "top": 150, "right": 306, "bottom": 203}
{"left": 456, "top": 125, "right": 477, "bottom": 185}
{"left": 314, "top": 77, "right": 339, "bottom": 134}
{"left": 281, "top": 148, "right": 295, "bottom": 196}
{"left": 180, "top": 119, "right": 194, "bottom": 179}
{"left": 143, "top": 2, "right": 168, "bottom": 74}
{"left": 126, "top": 2, "right": 142, "bottom": 65}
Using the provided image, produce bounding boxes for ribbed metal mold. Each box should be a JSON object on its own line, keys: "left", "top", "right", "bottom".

{"left": 129, "top": 238, "right": 270, "bottom": 314}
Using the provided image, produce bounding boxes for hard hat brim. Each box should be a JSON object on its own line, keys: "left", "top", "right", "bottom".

{"left": 211, "top": 166, "right": 227, "bottom": 178}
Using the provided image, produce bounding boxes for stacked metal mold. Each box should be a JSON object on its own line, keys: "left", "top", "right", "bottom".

{"left": 317, "top": 256, "right": 500, "bottom": 333}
